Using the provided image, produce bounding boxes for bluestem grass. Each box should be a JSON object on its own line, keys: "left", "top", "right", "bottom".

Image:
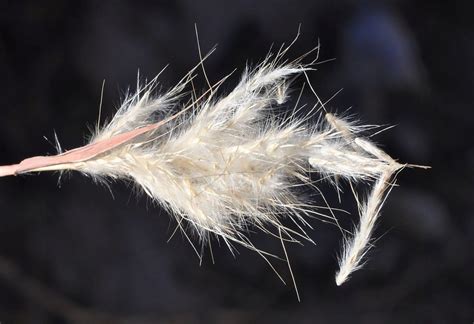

{"left": 0, "top": 40, "right": 427, "bottom": 288}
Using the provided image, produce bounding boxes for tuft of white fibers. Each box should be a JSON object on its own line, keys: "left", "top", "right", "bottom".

{"left": 0, "top": 43, "right": 425, "bottom": 288}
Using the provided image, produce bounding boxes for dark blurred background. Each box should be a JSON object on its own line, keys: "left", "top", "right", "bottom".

{"left": 0, "top": 0, "right": 472, "bottom": 323}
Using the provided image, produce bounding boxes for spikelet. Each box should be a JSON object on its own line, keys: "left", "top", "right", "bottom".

{"left": 0, "top": 44, "right": 421, "bottom": 286}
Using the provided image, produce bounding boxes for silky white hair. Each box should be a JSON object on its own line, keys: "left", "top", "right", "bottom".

{"left": 68, "top": 48, "right": 406, "bottom": 287}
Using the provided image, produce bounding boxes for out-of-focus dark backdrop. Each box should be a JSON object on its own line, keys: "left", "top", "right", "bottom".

{"left": 0, "top": 1, "right": 472, "bottom": 323}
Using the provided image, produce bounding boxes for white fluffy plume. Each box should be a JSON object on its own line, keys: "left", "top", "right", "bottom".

{"left": 0, "top": 42, "right": 421, "bottom": 287}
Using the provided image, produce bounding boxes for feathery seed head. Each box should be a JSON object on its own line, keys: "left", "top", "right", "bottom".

{"left": 0, "top": 41, "right": 422, "bottom": 287}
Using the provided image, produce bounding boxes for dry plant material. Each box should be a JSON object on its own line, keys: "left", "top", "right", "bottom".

{"left": 0, "top": 41, "right": 426, "bottom": 288}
